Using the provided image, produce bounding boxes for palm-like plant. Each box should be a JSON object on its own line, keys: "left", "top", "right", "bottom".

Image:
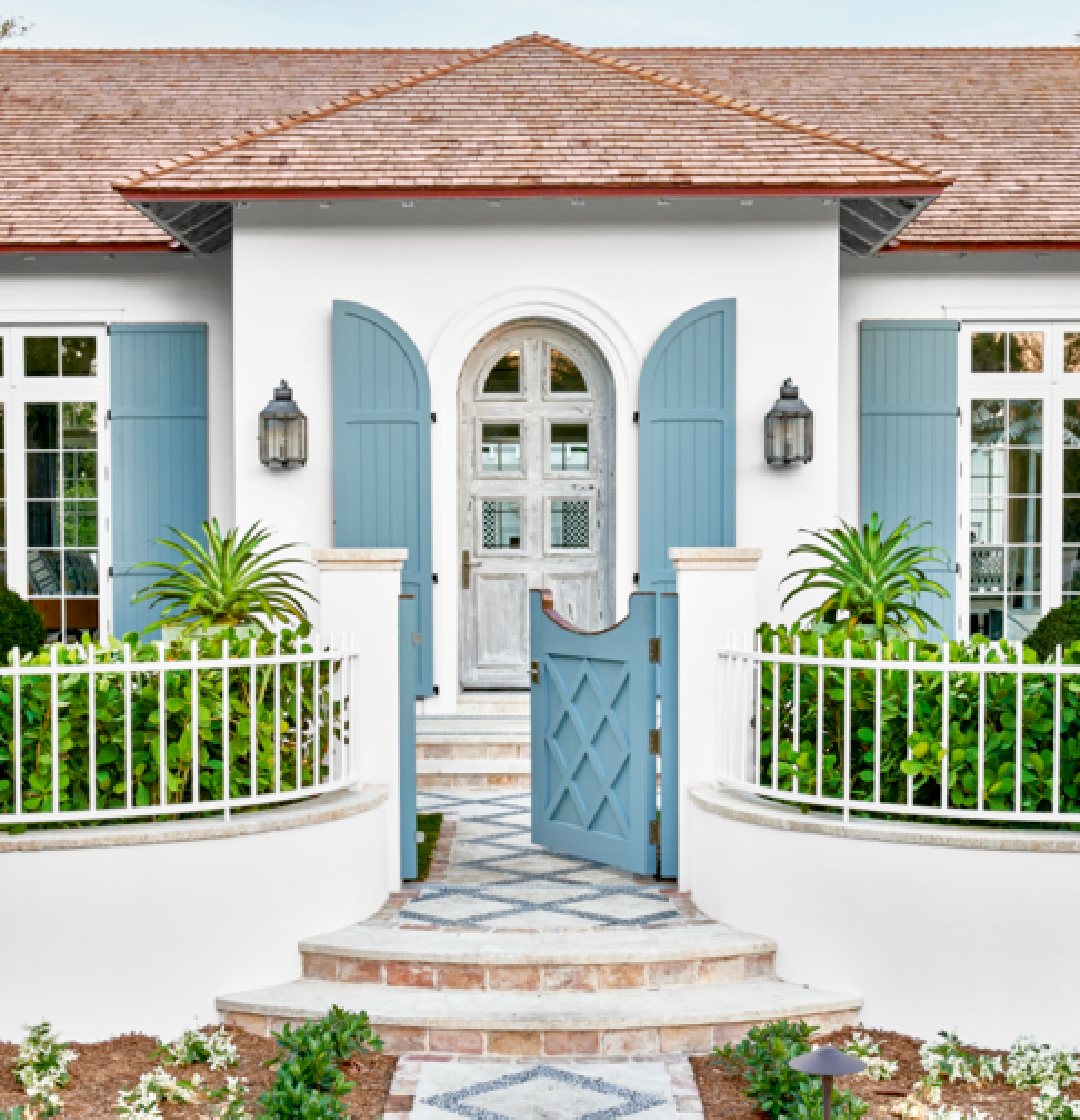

{"left": 780, "top": 514, "right": 950, "bottom": 637}
{"left": 132, "top": 519, "right": 313, "bottom": 638}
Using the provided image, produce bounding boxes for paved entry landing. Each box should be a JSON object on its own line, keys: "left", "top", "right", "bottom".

{"left": 387, "top": 791, "right": 695, "bottom": 930}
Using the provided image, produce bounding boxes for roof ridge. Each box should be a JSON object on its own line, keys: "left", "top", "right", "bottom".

{"left": 533, "top": 35, "right": 947, "bottom": 181}
{"left": 114, "top": 37, "right": 532, "bottom": 189}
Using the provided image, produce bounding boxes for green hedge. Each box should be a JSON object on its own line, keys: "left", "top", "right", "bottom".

{"left": 757, "top": 623, "right": 1080, "bottom": 818}
{"left": 0, "top": 626, "right": 341, "bottom": 821}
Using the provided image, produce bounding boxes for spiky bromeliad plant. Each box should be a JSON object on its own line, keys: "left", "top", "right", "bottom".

{"left": 132, "top": 519, "right": 313, "bottom": 638}
{"left": 780, "top": 513, "right": 950, "bottom": 638}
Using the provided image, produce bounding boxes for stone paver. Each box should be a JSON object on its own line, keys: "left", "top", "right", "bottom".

{"left": 385, "top": 1054, "right": 703, "bottom": 1118}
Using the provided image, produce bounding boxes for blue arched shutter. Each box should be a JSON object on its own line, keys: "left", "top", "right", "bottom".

{"left": 111, "top": 324, "right": 208, "bottom": 639}
{"left": 332, "top": 301, "right": 433, "bottom": 695}
{"left": 860, "top": 320, "right": 958, "bottom": 638}
{"left": 638, "top": 300, "right": 737, "bottom": 593}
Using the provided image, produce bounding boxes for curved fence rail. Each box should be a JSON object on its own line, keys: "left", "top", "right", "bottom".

{"left": 717, "top": 634, "right": 1080, "bottom": 825}
{"left": 0, "top": 634, "right": 358, "bottom": 826}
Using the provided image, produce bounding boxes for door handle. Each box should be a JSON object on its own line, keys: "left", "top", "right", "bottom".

{"left": 462, "top": 549, "right": 482, "bottom": 590}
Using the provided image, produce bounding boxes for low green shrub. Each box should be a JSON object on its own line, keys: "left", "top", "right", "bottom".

{"left": 412, "top": 812, "right": 443, "bottom": 882}
{"left": 1026, "top": 600, "right": 1080, "bottom": 663}
{"left": 712, "top": 1020, "right": 866, "bottom": 1120}
{"left": 0, "top": 586, "right": 46, "bottom": 662}
{"left": 757, "top": 622, "right": 1080, "bottom": 817}
{"left": 0, "top": 625, "right": 339, "bottom": 822}
{"left": 260, "top": 1005, "right": 382, "bottom": 1120}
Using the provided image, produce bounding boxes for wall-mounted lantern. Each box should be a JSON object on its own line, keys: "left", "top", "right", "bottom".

{"left": 259, "top": 380, "right": 308, "bottom": 469}
{"left": 764, "top": 378, "right": 813, "bottom": 467}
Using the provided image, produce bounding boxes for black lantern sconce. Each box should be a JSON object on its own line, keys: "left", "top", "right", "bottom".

{"left": 764, "top": 378, "right": 813, "bottom": 467}
{"left": 259, "top": 380, "right": 308, "bottom": 469}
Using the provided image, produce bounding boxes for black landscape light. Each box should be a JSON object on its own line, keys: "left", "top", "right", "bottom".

{"left": 789, "top": 1046, "right": 866, "bottom": 1120}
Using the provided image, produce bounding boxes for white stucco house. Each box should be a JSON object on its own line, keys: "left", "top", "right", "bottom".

{"left": 2, "top": 32, "right": 1077, "bottom": 708}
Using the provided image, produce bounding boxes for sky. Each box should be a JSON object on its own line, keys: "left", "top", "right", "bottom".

{"left": 4, "top": 0, "right": 1079, "bottom": 50}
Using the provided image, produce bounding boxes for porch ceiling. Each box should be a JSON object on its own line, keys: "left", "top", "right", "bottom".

{"left": 131, "top": 199, "right": 232, "bottom": 256}
{"left": 839, "top": 194, "right": 936, "bottom": 256}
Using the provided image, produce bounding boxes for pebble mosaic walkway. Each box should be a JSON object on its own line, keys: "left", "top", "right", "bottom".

{"left": 380, "top": 791, "right": 698, "bottom": 931}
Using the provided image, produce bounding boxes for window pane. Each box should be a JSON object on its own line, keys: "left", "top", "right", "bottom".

{"left": 550, "top": 350, "right": 587, "bottom": 393}
{"left": 1008, "top": 547, "right": 1041, "bottom": 593}
{"left": 481, "top": 424, "right": 521, "bottom": 472}
{"left": 1066, "top": 334, "right": 1080, "bottom": 373}
{"left": 970, "top": 547, "right": 1004, "bottom": 592}
{"left": 26, "top": 404, "right": 58, "bottom": 450}
{"left": 970, "top": 499, "right": 1004, "bottom": 544}
{"left": 1009, "top": 331, "right": 1043, "bottom": 372}
{"left": 62, "top": 402, "right": 97, "bottom": 448}
{"left": 970, "top": 448, "right": 1004, "bottom": 495}
{"left": 63, "top": 451, "right": 97, "bottom": 498}
{"left": 971, "top": 399, "right": 1005, "bottom": 445}
{"left": 27, "top": 453, "right": 59, "bottom": 499}
{"left": 1008, "top": 399, "right": 1042, "bottom": 446}
{"left": 64, "top": 501, "right": 97, "bottom": 547}
{"left": 1008, "top": 448, "right": 1042, "bottom": 494}
{"left": 1067, "top": 401, "right": 1080, "bottom": 448}
{"left": 24, "top": 337, "right": 59, "bottom": 377}
{"left": 61, "top": 337, "right": 96, "bottom": 377}
{"left": 970, "top": 596, "right": 1004, "bottom": 640}
{"left": 0, "top": 337, "right": 4, "bottom": 377}
{"left": 551, "top": 500, "right": 590, "bottom": 548}
{"left": 483, "top": 351, "right": 520, "bottom": 394}
{"left": 28, "top": 550, "right": 62, "bottom": 595}
{"left": 64, "top": 551, "right": 98, "bottom": 596}
{"left": 972, "top": 333, "right": 1005, "bottom": 372}
{"left": 1008, "top": 497, "right": 1041, "bottom": 543}
{"left": 1065, "top": 450, "right": 1080, "bottom": 495}
{"left": 482, "top": 501, "right": 521, "bottom": 549}
{"left": 550, "top": 423, "right": 589, "bottom": 471}
{"left": 1065, "top": 548, "right": 1080, "bottom": 595}
{"left": 27, "top": 501, "right": 59, "bottom": 547}
{"left": 1064, "top": 500, "right": 1080, "bottom": 543}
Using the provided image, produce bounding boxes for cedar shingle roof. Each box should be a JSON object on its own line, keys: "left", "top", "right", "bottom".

{"left": 0, "top": 37, "right": 1076, "bottom": 251}
{"left": 116, "top": 37, "right": 943, "bottom": 199}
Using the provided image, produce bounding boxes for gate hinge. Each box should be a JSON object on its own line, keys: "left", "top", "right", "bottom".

{"left": 530, "top": 659, "right": 540, "bottom": 684}
{"left": 633, "top": 573, "right": 640, "bottom": 585}
{"left": 432, "top": 572, "right": 439, "bottom": 584}
{"left": 649, "top": 728, "right": 661, "bottom": 756}
{"left": 649, "top": 637, "right": 661, "bottom": 664}
{"left": 431, "top": 412, "right": 436, "bottom": 423}
{"left": 649, "top": 818, "right": 660, "bottom": 846}
{"left": 633, "top": 411, "right": 639, "bottom": 423}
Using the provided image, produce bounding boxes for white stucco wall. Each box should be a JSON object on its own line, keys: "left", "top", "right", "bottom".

{"left": 688, "top": 786, "right": 1080, "bottom": 1048}
{"left": 0, "top": 788, "right": 389, "bottom": 1042}
{"left": 0, "top": 251, "right": 235, "bottom": 526}
{"left": 231, "top": 197, "right": 842, "bottom": 706}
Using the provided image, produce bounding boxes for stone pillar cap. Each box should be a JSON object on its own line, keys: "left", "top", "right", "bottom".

{"left": 313, "top": 548, "right": 407, "bottom": 571}
{"left": 669, "top": 547, "right": 762, "bottom": 571}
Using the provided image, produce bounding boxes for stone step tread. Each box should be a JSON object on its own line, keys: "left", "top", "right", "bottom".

{"left": 300, "top": 923, "right": 774, "bottom": 965}
{"left": 416, "top": 732, "right": 531, "bottom": 744}
{"left": 218, "top": 978, "right": 860, "bottom": 1030}
{"left": 417, "top": 723, "right": 530, "bottom": 739}
{"left": 417, "top": 759, "right": 531, "bottom": 776}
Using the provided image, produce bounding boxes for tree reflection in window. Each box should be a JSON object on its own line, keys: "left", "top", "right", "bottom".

{"left": 483, "top": 350, "right": 520, "bottom": 393}
{"left": 550, "top": 349, "right": 587, "bottom": 393}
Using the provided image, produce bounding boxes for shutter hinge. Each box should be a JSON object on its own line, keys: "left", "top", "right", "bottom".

{"left": 957, "top": 406, "right": 961, "bottom": 419}
{"left": 956, "top": 561, "right": 962, "bottom": 578}
{"left": 105, "top": 408, "right": 112, "bottom": 426}
{"left": 107, "top": 566, "right": 113, "bottom": 579}
{"left": 431, "top": 412, "right": 436, "bottom": 423}
{"left": 649, "top": 818, "right": 660, "bottom": 846}
{"left": 633, "top": 572, "right": 640, "bottom": 585}
{"left": 649, "top": 728, "right": 662, "bottom": 756}
{"left": 432, "top": 685, "right": 440, "bottom": 696}
{"left": 649, "top": 637, "right": 661, "bottom": 664}
{"left": 432, "top": 572, "right": 438, "bottom": 584}
{"left": 633, "top": 411, "right": 639, "bottom": 423}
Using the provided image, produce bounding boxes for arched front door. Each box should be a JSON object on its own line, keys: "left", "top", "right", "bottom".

{"left": 459, "top": 321, "right": 614, "bottom": 689}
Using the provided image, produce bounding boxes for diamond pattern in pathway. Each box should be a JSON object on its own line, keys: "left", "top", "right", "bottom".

{"left": 401, "top": 791, "right": 684, "bottom": 930}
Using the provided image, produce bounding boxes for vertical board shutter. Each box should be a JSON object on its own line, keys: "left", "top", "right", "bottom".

{"left": 860, "top": 320, "right": 958, "bottom": 637}
{"left": 332, "top": 301, "right": 433, "bottom": 696}
{"left": 110, "top": 325, "right": 208, "bottom": 639}
{"left": 638, "top": 299, "right": 736, "bottom": 593}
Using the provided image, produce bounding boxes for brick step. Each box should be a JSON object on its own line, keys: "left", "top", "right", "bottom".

{"left": 416, "top": 740, "right": 530, "bottom": 761}
{"left": 299, "top": 924, "right": 775, "bottom": 991}
{"left": 417, "top": 758, "right": 531, "bottom": 791}
{"left": 220, "top": 977, "right": 861, "bottom": 1056}
{"left": 454, "top": 692, "right": 530, "bottom": 717}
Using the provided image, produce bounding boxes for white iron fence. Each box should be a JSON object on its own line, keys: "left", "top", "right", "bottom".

{"left": 0, "top": 634, "right": 359, "bottom": 826}
{"left": 717, "top": 634, "right": 1080, "bottom": 824}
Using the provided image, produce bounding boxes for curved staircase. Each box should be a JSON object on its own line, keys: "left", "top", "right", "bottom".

{"left": 218, "top": 779, "right": 861, "bottom": 1056}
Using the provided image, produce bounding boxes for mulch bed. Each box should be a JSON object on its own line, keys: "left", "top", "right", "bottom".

{"left": 0, "top": 1025, "right": 396, "bottom": 1118}
{"left": 692, "top": 1028, "right": 1039, "bottom": 1120}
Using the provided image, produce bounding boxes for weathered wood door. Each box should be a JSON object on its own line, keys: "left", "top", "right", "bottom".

{"left": 460, "top": 323, "right": 613, "bottom": 689}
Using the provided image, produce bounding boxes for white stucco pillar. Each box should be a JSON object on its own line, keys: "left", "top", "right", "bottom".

{"left": 313, "top": 548, "right": 407, "bottom": 892}
{"left": 671, "top": 547, "right": 762, "bottom": 895}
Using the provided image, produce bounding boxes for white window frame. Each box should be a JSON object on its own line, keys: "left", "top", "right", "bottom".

{"left": 958, "top": 320, "right": 1080, "bottom": 640}
{"left": 0, "top": 323, "right": 112, "bottom": 638}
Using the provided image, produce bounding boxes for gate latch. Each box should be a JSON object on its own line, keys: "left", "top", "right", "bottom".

{"left": 530, "top": 660, "right": 540, "bottom": 684}
{"left": 649, "top": 818, "right": 661, "bottom": 846}
{"left": 649, "top": 729, "right": 661, "bottom": 756}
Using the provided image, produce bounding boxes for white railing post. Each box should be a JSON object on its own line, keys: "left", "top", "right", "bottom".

{"left": 313, "top": 548, "right": 408, "bottom": 892}
{"left": 671, "top": 547, "right": 762, "bottom": 895}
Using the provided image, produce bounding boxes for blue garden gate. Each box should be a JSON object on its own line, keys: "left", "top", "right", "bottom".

{"left": 530, "top": 590, "right": 678, "bottom": 877}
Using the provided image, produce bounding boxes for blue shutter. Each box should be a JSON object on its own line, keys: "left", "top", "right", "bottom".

{"left": 332, "top": 301, "right": 433, "bottom": 696}
{"left": 860, "top": 320, "right": 958, "bottom": 637}
{"left": 638, "top": 300, "right": 736, "bottom": 593}
{"left": 110, "top": 325, "right": 208, "bottom": 639}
